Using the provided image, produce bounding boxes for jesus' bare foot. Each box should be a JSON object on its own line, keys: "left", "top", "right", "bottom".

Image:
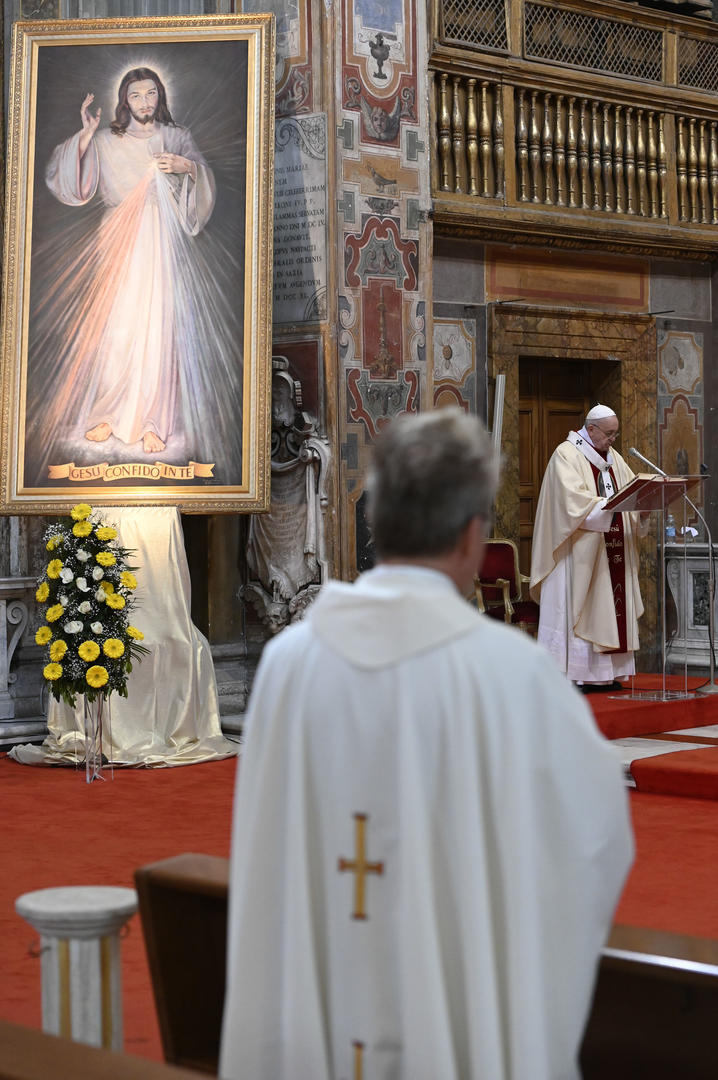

{"left": 85, "top": 423, "right": 113, "bottom": 442}
{"left": 142, "top": 431, "right": 166, "bottom": 454}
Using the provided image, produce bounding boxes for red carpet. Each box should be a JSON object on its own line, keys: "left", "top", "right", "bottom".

{"left": 0, "top": 754, "right": 238, "bottom": 1062}
{"left": 588, "top": 674, "right": 718, "bottom": 740}
{"left": 2, "top": 753, "right": 718, "bottom": 1063}
{"left": 615, "top": 792, "right": 718, "bottom": 939}
{"left": 631, "top": 747, "right": 718, "bottom": 800}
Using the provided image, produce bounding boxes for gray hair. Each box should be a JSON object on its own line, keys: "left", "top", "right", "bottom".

{"left": 366, "top": 407, "right": 500, "bottom": 559}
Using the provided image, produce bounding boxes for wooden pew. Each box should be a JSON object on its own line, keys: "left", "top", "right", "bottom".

{"left": 135, "top": 853, "right": 718, "bottom": 1078}
{"left": 134, "top": 854, "right": 229, "bottom": 1074}
{"left": 0, "top": 1019, "right": 200, "bottom": 1080}
{"left": 581, "top": 924, "right": 718, "bottom": 1079}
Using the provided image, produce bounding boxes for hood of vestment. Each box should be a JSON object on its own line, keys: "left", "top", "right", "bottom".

{"left": 306, "top": 566, "right": 479, "bottom": 669}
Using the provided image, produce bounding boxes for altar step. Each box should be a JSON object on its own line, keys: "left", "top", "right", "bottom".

{"left": 585, "top": 677, "right": 718, "bottom": 800}
{"left": 587, "top": 674, "right": 718, "bottom": 740}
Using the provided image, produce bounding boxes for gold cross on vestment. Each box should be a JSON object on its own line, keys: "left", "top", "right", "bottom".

{"left": 338, "top": 812, "right": 384, "bottom": 919}
{"left": 353, "top": 1040, "right": 364, "bottom": 1080}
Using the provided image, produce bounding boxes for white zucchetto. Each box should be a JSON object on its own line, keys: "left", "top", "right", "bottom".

{"left": 585, "top": 403, "right": 617, "bottom": 421}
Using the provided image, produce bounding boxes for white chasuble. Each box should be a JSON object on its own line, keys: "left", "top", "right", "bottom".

{"left": 529, "top": 436, "right": 644, "bottom": 682}
{"left": 220, "top": 566, "right": 632, "bottom": 1080}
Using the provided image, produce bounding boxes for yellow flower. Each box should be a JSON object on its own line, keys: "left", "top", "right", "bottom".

{"left": 36, "top": 582, "right": 50, "bottom": 602}
{"left": 119, "top": 571, "right": 137, "bottom": 590}
{"left": 96, "top": 551, "right": 116, "bottom": 567}
{"left": 35, "top": 626, "right": 52, "bottom": 645}
{"left": 45, "top": 604, "right": 64, "bottom": 623}
{"left": 49, "top": 640, "right": 67, "bottom": 661}
{"left": 101, "top": 581, "right": 115, "bottom": 594}
{"left": 73, "top": 521, "right": 93, "bottom": 537}
{"left": 43, "top": 662, "right": 63, "bottom": 681}
{"left": 103, "top": 638, "right": 125, "bottom": 659}
{"left": 127, "top": 626, "right": 144, "bottom": 641}
{"left": 95, "top": 526, "right": 117, "bottom": 541}
{"left": 78, "top": 640, "right": 101, "bottom": 662}
{"left": 47, "top": 559, "right": 63, "bottom": 579}
{"left": 105, "top": 592, "right": 126, "bottom": 610}
{"left": 71, "top": 503, "right": 92, "bottom": 521}
{"left": 86, "top": 665, "right": 109, "bottom": 689}
{"left": 46, "top": 537, "right": 59, "bottom": 552}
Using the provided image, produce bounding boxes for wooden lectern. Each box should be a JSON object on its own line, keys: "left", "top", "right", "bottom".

{"left": 603, "top": 473, "right": 703, "bottom": 514}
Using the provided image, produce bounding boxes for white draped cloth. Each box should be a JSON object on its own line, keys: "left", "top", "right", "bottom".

{"left": 11, "top": 507, "right": 237, "bottom": 768}
{"left": 220, "top": 565, "right": 632, "bottom": 1080}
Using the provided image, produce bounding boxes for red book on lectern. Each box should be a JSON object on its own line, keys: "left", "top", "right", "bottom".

{"left": 604, "top": 474, "right": 704, "bottom": 513}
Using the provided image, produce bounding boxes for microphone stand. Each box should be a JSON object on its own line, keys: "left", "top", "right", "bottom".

{"left": 629, "top": 448, "right": 717, "bottom": 696}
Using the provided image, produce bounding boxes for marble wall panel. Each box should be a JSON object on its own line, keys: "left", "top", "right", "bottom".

{"left": 657, "top": 330, "right": 705, "bottom": 528}
{"left": 650, "top": 261, "right": 712, "bottom": 323}
{"left": 432, "top": 304, "right": 487, "bottom": 420}
{"left": 433, "top": 245, "right": 485, "bottom": 305}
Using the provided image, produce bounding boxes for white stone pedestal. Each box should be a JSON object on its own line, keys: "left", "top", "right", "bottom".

{"left": 15, "top": 886, "right": 138, "bottom": 1051}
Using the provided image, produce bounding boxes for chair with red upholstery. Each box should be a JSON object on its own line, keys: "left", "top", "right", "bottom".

{"left": 474, "top": 538, "right": 539, "bottom": 635}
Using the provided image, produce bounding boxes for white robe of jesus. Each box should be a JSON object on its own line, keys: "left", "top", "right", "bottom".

{"left": 220, "top": 566, "right": 633, "bottom": 1080}
{"left": 530, "top": 435, "right": 644, "bottom": 683}
{"left": 44, "top": 123, "right": 215, "bottom": 446}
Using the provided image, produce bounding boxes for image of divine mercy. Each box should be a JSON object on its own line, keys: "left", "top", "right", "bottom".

{"left": 25, "top": 52, "right": 246, "bottom": 488}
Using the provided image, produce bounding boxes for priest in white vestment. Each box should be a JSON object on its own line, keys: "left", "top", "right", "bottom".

{"left": 220, "top": 408, "right": 633, "bottom": 1080}
{"left": 530, "top": 405, "right": 647, "bottom": 690}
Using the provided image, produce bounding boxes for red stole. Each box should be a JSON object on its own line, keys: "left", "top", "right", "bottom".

{"left": 588, "top": 459, "right": 628, "bottom": 653}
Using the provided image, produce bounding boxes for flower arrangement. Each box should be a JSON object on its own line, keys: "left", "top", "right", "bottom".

{"left": 34, "top": 503, "right": 149, "bottom": 707}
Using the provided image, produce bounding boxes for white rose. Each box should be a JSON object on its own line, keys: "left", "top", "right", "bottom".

{"left": 90, "top": 621, "right": 104, "bottom": 634}
{"left": 76, "top": 549, "right": 91, "bottom": 562}
{"left": 95, "top": 587, "right": 106, "bottom": 602}
{"left": 59, "top": 567, "right": 74, "bottom": 584}
{"left": 63, "top": 621, "right": 83, "bottom": 634}
{"left": 78, "top": 601, "right": 92, "bottom": 614}
{"left": 76, "top": 577, "right": 90, "bottom": 592}
{"left": 92, "top": 567, "right": 105, "bottom": 581}
{"left": 58, "top": 594, "right": 69, "bottom": 607}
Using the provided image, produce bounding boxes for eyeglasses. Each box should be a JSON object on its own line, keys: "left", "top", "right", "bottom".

{"left": 592, "top": 424, "right": 619, "bottom": 441}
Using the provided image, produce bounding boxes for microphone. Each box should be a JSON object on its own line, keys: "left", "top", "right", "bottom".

{"left": 628, "top": 447, "right": 667, "bottom": 477}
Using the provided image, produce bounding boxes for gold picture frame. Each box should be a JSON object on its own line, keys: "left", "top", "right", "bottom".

{"left": 1, "top": 14, "right": 275, "bottom": 513}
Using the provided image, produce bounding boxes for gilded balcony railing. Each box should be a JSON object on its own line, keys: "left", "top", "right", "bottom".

{"left": 431, "top": 0, "right": 718, "bottom": 252}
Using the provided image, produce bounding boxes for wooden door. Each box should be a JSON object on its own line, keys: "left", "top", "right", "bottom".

{"left": 518, "top": 359, "right": 592, "bottom": 575}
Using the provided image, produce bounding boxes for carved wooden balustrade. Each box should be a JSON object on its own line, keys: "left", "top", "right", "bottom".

{"left": 430, "top": 0, "right": 718, "bottom": 254}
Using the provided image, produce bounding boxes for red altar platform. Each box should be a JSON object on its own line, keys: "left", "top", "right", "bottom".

{"left": 588, "top": 674, "right": 718, "bottom": 741}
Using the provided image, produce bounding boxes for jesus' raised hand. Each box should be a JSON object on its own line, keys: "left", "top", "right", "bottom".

{"left": 79, "top": 93, "right": 101, "bottom": 157}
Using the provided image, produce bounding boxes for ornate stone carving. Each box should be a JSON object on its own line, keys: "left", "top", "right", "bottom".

{"left": 0, "top": 578, "right": 35, "bottom": 721}
{"left": 243, "top": 358, "right": 330, "bottom": 634}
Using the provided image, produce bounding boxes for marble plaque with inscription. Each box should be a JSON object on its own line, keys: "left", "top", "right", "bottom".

{"left": 273, "top": 113, "right": 328, "bottom": 324}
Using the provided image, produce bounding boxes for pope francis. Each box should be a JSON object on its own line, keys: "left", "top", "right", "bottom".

{"left": 220, "top": 407, "right": 632, "bottom": 1080}
{"left": 530, "top": 404, "right": 646, "bottom": 690}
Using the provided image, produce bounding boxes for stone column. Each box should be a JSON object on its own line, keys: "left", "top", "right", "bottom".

{"left": 15, "top": 886, "right": 138, "bottom": 1051}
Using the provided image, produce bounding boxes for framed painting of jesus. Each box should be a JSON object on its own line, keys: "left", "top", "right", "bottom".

{"left": 0, "top": 14, "right": 275, "bottom": 513}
